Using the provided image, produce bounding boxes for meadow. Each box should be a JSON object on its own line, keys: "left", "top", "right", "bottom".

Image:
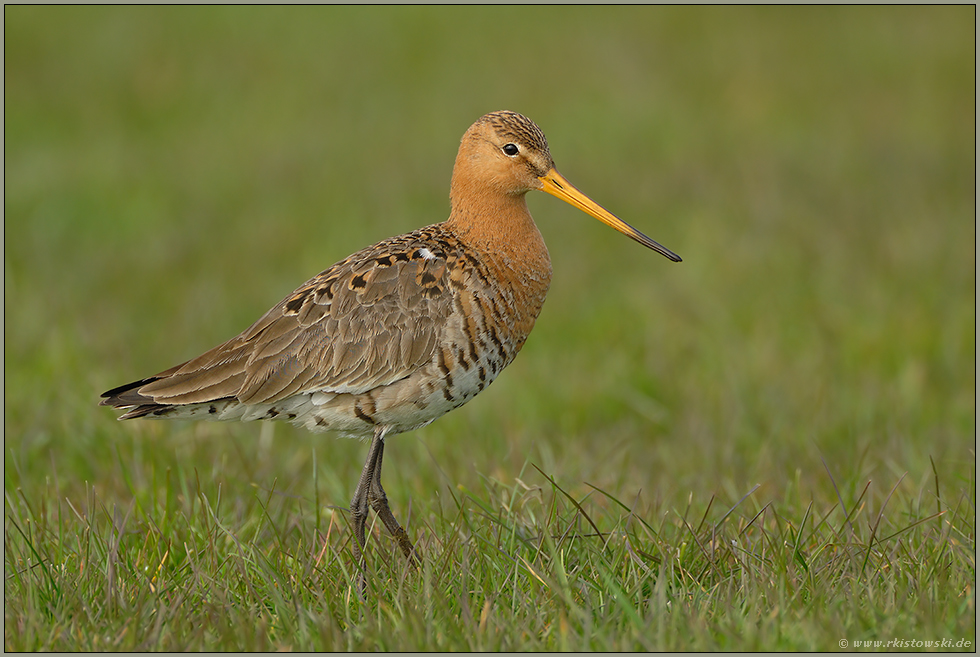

{"left": 4, "top": 6, "right": 975, "bottom": 651}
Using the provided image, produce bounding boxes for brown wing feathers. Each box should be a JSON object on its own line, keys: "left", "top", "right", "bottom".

{"left": 100, "top": 226, "right": 456, "bottom": 416}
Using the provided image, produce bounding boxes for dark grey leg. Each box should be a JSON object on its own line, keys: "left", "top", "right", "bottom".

{"left": 366, "top": 436, "right": 419, "bottom": 564}
{"left": 349, "top": 426, "right": 419, "bottom": 591}
{"left": 349, "top": 426, "right": 384, "bottom": 576}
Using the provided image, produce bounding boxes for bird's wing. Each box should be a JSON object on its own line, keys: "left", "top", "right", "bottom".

{"left": 102, "top": 226, "right": 457, "bottom": 409}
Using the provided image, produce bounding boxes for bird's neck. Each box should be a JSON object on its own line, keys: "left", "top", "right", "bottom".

{"left": 447, "top": 180, "right": 551, "bottom": 276}
{"left": 445, "top": 182, "right": 553, "bottom": 349}
{"left": 447, "top": 172, "right": 552, "bottom": 323}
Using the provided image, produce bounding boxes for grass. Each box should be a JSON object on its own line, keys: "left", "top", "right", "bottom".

{"left": 5, "top": 5, "right": 976, "bottom": 651}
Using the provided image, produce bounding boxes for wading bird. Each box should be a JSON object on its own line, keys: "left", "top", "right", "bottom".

{"left": 100, "top": 110, "right": 681, "bottom": 586}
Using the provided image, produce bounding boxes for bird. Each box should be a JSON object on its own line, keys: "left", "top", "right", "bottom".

{"left": 100, "top": 110, "right": 681, "bottom": 585}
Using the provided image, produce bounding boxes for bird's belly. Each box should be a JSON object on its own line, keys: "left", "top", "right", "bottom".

{"left": 293, "top": 349, "right": 506, "bottom": 437}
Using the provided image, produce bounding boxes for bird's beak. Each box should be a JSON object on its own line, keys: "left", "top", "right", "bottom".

{"left": 538, "top": 168, "right": 682, "bottom": 262}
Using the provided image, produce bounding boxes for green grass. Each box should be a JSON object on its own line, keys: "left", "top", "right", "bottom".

{"left": 5, "top": 5, "right": 975, "bottom": 651}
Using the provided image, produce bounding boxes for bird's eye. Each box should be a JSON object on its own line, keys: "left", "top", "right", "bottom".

{"left": 502, "top": 143, "right": 520, "bottom": 156}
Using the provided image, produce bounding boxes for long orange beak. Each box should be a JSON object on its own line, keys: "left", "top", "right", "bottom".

{"left": 538, "top": 168, "right": 681, "bottom": 262}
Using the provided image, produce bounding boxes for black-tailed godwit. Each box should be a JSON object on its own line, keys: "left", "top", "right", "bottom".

{"left": 100, "top": 110, "right": 681, "bottom": 586}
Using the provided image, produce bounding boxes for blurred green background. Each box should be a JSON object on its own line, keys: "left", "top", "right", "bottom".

{"left": 5, "top": 6, "right": 974, "bottom": 515}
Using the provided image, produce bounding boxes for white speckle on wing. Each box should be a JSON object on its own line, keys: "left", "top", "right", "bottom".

{"left": 419, "top": 248, "right": 436, "bottom": 260}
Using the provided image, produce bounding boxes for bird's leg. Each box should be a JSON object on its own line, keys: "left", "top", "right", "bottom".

{"left": 349, "top": 426, "right": 419, "bottom": 593}
{"left": 366, "top": 435, "right": 420, "bottom": 565}
{"left": 349, "top": 426, "right": 385, "bottom": 585}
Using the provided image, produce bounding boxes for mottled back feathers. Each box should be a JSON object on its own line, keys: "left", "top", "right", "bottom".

{"left": 104, "top": 225, "right": 463, "bottom": 412}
